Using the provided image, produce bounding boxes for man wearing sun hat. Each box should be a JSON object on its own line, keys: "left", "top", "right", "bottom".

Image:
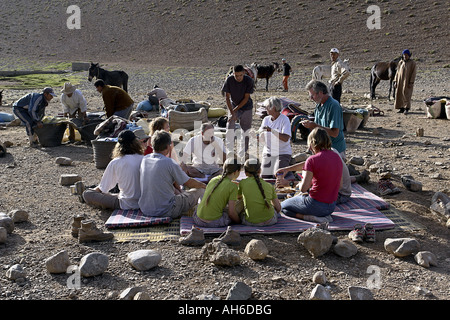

{"left": 61, "top": 82, "right": 88, "bottom": 143}
{"left": 393, "top": 49, "right": 417, "bottom": 114}
{"left": 12, "top": 87, "right": 57, "bottom": 147}
{"left": 329, "top": 48, "right": 350, "bottom": 104}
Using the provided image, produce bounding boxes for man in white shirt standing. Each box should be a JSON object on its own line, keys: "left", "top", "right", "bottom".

{"left": 61, "top": 82, "right": 88, "bottom": 143}
{"left": 329, "top": 48, "right": 350, "bottom": 104}
{"left": 259, "top": 97, "right": 293, "bottom": 180}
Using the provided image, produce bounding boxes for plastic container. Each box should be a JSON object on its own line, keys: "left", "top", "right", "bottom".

{"left": 34, "top": 123, "right": 67, "bottom": 147}
{"left": 91, "top": 139, "right": 117, "bottom": 169}
{"left": 346, "top": 114, "right": 364, "bottom": 133}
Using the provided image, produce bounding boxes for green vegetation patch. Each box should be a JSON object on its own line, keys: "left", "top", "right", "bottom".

{"left": 0, "top": 73, "right": 83, "bottom": 90}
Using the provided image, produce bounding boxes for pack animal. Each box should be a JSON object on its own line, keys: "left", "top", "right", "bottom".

{"left": 369, "top": 57, "right": 401, "bottom": 100}
{"left": 312, "top": 59, "right": 350, "bottom": 80}
{"left": 254, "top": 62, "right": 281, "bottom": 91}
{"left": 88, "top": 63, "right": 129, "bottom": 92}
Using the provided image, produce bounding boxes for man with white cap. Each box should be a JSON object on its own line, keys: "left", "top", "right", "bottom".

{"left": 12, "top": 87, "right": 57, "bottom": 147}
{"left": 61, "top": 82, "right": 88, "bottom": 143}
{"left": 329, "top": 48, "right": 350, "bottom": 104}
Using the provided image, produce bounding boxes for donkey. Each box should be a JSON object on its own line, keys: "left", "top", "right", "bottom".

{"left": 88, "top": 63, "right": 129, "bottom": 92}
{"left": 312, "top": 59, "right": 351, "bottom": 80}
{"left": 369, "top": 56, "right": 401, "bottom": 100}
{"left": 254, "top": 62, "right": 281, "bottom": 91}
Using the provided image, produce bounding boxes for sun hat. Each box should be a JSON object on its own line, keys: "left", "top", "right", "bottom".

{"left": 330, "top": 48, "right": 340, "bottom": 54}
{"left": 61, "top": 82, "right": 76, "bottom": 94}
{"left": 133, "top": 128, "right": 150, "bottom": 140}
{"left": 43, "top": 87, "right": 57, "bottom": 97}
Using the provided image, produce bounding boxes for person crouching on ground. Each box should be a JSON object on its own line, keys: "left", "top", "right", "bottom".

{"left": 12, "top": 87, "right": 57, "bottom": 147}
{"left": 138, "top": 130, "right": 206, "bottom": 218}
{"left": 83, "top": 130, "right": 144, "bottom": 210}
{"left": 193, "top": 157, "right": 242, "bottom": 228}
{"left": 238, "top": 158, "right": 281, "bottom": 227}
{"left": 280, "top": 127, "right": 343, "bottom": 224}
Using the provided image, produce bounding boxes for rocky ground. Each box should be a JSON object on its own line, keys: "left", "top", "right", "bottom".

{"left": 0, "top": 0, "right": 449, "bottom": 308}
{"left": 0, "top": 63, "right": 449, "bottom": 305}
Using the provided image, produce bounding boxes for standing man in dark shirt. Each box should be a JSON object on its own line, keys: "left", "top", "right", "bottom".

{"left": 281, "top": 58, "right": 292, "bottom": 92}
{"left": 222, "top": 65, "right": 255, "bottom": 160}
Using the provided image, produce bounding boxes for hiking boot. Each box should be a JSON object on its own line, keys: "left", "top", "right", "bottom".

{"left": 348, "top": 224, "right": 364, "bottom": 243}
{"left": 385, "top": 179, "right": 401, "bottom": 194}
{"left": 75, "top": 181, "right": 85, "bottom": 203}
{"left": 215, "top": 226, "right": 241, "bottom": 246}
{"left": 71, "top": 214, "right": 86, "bottom": 238}
{"left": 78, "top": 220, "right": 114, "bottom": 243}
{"left": 179, "top": 226, "right": 205, "bottom": 246}
{"left": 377, "top": 179, "right": 392, "bottom": 196}
{"left": 363, "top": 223, "right": 376, "bottom": 242}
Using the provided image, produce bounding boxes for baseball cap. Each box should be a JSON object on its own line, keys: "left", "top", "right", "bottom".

{"left": 330, "top": 48, "right": 340, "bottom": 54}
{"left": 117, "top": 130, "right": 137, "bottom": 144}
{"left": 43, "top": 87, "right": 57, "bottom": 97}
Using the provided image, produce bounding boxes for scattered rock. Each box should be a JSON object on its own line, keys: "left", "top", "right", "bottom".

{"left": 79, "top": 252, "right": 109, "bottom": 277}
{"left": 8, "top": 209, "right": 29, "bottom": 223}
{"left": 297, "top": 227, "right": 334, "bottom": 258}
{"left": 348, "top": 286, "right": 374, "bottom": 300}
{"left": 226, "top": 281, "right": 252, "bottom": 300}
{"left": 401, "top": 175, "right": 423, "bottom": 192}
{"left": 310, "top": 284, "right": 332, "bottom": 300}
{"left": 430, "top": 192, "right": 450, "bottom": 217}
{"left": 45, "top": 250, "right": 71, "bottom": 274}
{"left": 6, "top": 264, "right": 26, "bottom": 281}
{"left": 55, "top": 157, "right": 74, "bottom": 166}
{"left": 127, "top": 249, "right": 162, "bottom": 271}
{"left": 384, "top": 238, "right": 420, "bottom": 257}
{"left": 201, "top": 241, "right": 240, "bottom": 266}
{"left": 134, "top": 292, "right": 151, "bottom": 300}
{"left": 59, "top": 174, "right": 82, "bottom": 186}
{"left": 415, "top": 286, "right": 433, "bottom": 297}
{"left": 0, "top": 213, "right": 14, "bottom": 234}
{"left": 312, "top": 271, "right": 327, "bottom": 285}
{"left": 349, "top": 156, "right": 364, "bottom": 166}
{"left": 0, "top": 227, "right": 7, "bottom": 243}
{"left": 414, "top": 251, "right": 438, "bottom": 268}
{"left": 333, "top": 239, "right": 358, "bottom": 258}
{"left": 119, "top": 287, "right": 145, "bottom": 300}
{"left": 244, "top": 239, "right": 268, "bottom": 260}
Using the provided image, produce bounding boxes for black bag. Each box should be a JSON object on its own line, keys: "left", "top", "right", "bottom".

{"left": 217, "top": 115, "right": 228, "bottom": 128}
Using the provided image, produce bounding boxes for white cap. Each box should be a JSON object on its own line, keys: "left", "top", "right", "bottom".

{"left": 330, "top": 48, "right": 340, "bottom": 54}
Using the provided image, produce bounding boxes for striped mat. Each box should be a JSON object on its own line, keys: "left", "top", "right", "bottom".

{"left": 180, "top": 207, "right": 395, "bottom": 236}
{"left": 105, "top": 210, "right": 172, "bottom": 229}
{"left": 111, "top": 219, "right": 180, "bottom": 243}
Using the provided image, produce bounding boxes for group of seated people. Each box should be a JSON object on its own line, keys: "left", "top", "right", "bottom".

{"left": 82, "top": 107, "right": 354, "bottom": 226}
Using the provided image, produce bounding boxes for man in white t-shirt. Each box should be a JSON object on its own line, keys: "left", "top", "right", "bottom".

{"left": 180, "top": 123, "right": 227, "bottom": 181}
{"left": 259, "top": 97, "right": 293, "bottom": 179}
{"left": 61, "top": 82, "right": 88, "bottom": 143}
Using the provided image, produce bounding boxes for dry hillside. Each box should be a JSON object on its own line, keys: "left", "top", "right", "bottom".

{"left": 0, "top": 0, "right": 449, "bottom": 69}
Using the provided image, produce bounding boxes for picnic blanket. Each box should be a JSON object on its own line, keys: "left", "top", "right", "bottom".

{"left": 105, "top": 209, "right": 172, "bottom": 229}
{"left": 179, "top": 183, "right": 394, "bottom": 235}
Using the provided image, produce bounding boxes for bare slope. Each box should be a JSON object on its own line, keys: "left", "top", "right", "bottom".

{"left": 0, "top": 0, "right": 449, "bottom": 68}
